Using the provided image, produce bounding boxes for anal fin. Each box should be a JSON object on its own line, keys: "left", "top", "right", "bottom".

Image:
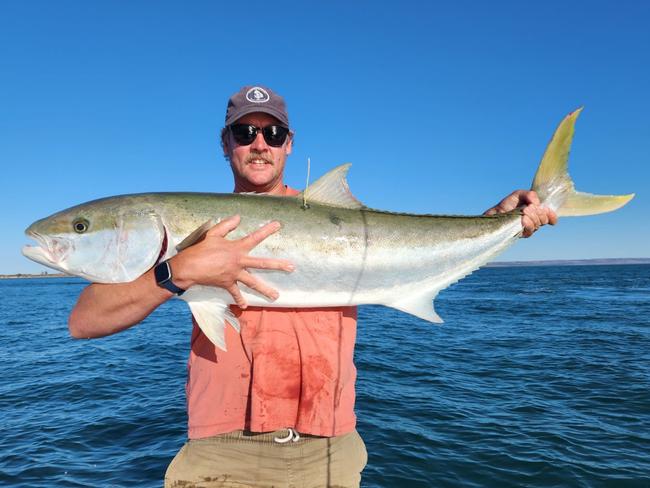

{"left": 388, "top": 293, "right": 443, "bottom": 324}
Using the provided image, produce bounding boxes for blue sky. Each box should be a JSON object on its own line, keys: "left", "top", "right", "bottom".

{"left": 2, "top": 1, "right": 648, "bottom": 274}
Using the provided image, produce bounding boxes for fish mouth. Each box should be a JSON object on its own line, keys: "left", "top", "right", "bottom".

{"left": 22, "top": 230, "right": 70, "bottom": 273}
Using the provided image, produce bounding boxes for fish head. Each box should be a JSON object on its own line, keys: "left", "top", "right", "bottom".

{"left": 22, "top": 197, "right": 166, "bottom": 283}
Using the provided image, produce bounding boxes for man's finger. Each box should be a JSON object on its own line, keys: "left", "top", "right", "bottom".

{"left": 241, "top": 221, "right": 282, "bottom": 249}
{"left": 506, "top": 191, "right": 529, "bottom": 211}
{"left": 238, "top": 270, "right": 280, "bottom": 302}
{"left": 523, "top": 206, "right": 542, "bottom": 228}
{"left": 548, "top": 209, "right": 558, "bottom": 225}
{"left": 495, "top": 200, "right": 514, "bottom": 213}
{"left": 521, "top": 216, "right": 537, "bottom": 238}
{"left": 227, "top": 283, "right": 247, "bottom": 309}
{"left": 536, "top": 209, "right": 549, "bottom": 226}
{"left": 484, "top": 203, "right": 509, "bottom": 216}
{"left": 485, "top": 192, "right": 522, "bottom": 215}
{"left": 207, "top": 215, "right": 241, "bottom": 238}
{"left": 522, "top": 222, "right": 534, "bottom": 238}
{"left": 524, "top": 191, "right": 541, "bottom": 206}
{"left": 241, "top": 256, "right": 295, "bottom": 272}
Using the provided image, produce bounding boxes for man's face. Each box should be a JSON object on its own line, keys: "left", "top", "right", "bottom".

{"left": 225, "top": 112, "right": 293, "bottom": 193}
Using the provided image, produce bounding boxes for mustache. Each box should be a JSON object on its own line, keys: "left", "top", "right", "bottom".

{"left": 243, "top": 152, "right": 273, "bottom": 165}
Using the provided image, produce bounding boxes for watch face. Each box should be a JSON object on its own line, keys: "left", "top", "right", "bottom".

{"left": 155, "top": 261, "right": 171, "bottom": 284}
{"left": 154, "top": 260, "right": 185, "bottom": 296}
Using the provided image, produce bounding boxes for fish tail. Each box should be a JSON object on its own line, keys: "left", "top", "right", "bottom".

{"left": 531, "top": 107, "right": 634, "bottom": 216}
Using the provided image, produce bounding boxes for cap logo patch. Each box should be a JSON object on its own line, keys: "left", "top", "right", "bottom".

{"left": 246, "top": 87, "right": 270, "bottom": 103}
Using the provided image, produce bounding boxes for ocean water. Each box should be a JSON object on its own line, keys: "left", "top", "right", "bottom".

{"left": 1, "top": 264, "right": 649, "bottom": 487}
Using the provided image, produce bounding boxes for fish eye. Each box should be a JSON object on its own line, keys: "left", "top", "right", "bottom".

{"left": 73, "top": 218, "right": 90, "bottom": 234}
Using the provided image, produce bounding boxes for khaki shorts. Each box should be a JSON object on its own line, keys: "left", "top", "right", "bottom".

{"left": 164, "top": 429, "right": 368, "bottom": 488}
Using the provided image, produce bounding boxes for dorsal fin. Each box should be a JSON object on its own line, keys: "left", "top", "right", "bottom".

{"left": 297, "top": 163, "right": 363, "bottom": 209}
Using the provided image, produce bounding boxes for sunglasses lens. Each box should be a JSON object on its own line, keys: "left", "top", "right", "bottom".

{"left": 262, "top": 126, "right": 289, "bottom": 147}
{"left": 230, "top": 124, "right": 257, "bottom": 145}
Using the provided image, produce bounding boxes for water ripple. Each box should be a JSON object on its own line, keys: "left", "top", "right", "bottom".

{"left": 1, "top": 266, "right": 649, "bottom": 487}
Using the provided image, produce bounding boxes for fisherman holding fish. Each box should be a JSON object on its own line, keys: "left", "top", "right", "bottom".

{"left": 67, "top": 86, "right": 557, "bottom": 487}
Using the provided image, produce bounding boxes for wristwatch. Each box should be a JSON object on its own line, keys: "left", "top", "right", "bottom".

{"left": 154, "top": 260, "right": 186, "bottom": 296}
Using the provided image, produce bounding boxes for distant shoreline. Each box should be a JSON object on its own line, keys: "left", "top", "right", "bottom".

{"left": 486, "top": 258, "right": 650, "bottom": 267}
{"left": 0, "top": 272, "right": 70, "bottom": 279}
{"left": 3, "top": 258, "right": 649, "bottom": 279}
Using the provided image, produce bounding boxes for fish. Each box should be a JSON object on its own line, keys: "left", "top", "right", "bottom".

{"left": 22, "top": 109, "right": 634, "bottom": 350}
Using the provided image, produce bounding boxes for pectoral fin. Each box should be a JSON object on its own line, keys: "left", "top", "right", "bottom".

{"left": 181, "top": 286, "right": 239, "bottom": 351}
{"left": 176, "top": 218, "right": 220, "bottom": 251}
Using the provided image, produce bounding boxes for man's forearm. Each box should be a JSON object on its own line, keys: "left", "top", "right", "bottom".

{"left": 68, "top": 268, "right": 173, "bottom": 339}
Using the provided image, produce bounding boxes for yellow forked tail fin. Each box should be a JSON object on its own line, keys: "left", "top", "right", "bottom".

{"left": 532, "top": 108, "right": 634, "bottom": 217}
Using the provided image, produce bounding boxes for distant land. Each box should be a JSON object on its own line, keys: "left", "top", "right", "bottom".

{"left": 0, "top": 272, "right": 69, "bottom": 279}
{"left": 2, "top": 258, "right": 649, "bottom": 279}
{"left": 486, "top": 258, "right": 650, "bottom": 267}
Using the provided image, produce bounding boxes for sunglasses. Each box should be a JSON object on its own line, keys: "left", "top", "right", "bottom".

{"left": 229, "top": 124, "right": 290, "bottom": 147}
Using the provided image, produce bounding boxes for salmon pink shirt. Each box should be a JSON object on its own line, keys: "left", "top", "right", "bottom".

{"left": 185, "top": 185, "right": 357, "bottom": 439}
{"left": 186, "top": 306, "right": 358, "bottom": 439}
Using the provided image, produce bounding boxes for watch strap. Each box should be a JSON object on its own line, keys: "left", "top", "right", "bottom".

{"left": 154, "top": 260, "right": 186, "bottom": 296}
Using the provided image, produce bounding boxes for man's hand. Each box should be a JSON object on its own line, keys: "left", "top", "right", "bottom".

{"left": 484, "top": 190, "right": 558, "bottom": 237}
{"left": 170, "top": 215, "right": 294, "bottom": 308}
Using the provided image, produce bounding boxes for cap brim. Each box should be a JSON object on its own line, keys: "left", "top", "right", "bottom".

{"left": 225, "top": 106, "right": 289, "bottom": 127}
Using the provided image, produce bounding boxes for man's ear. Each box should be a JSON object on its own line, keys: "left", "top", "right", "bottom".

{"left": 221, "top": 128, "right": 232, "bottom": 160}
{"left": 285, "top": 132, "right": 294, "bottom": 155}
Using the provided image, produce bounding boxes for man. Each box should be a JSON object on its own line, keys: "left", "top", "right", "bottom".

{"left": 69, "top": 85, "right": 556, "bottom": 487}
